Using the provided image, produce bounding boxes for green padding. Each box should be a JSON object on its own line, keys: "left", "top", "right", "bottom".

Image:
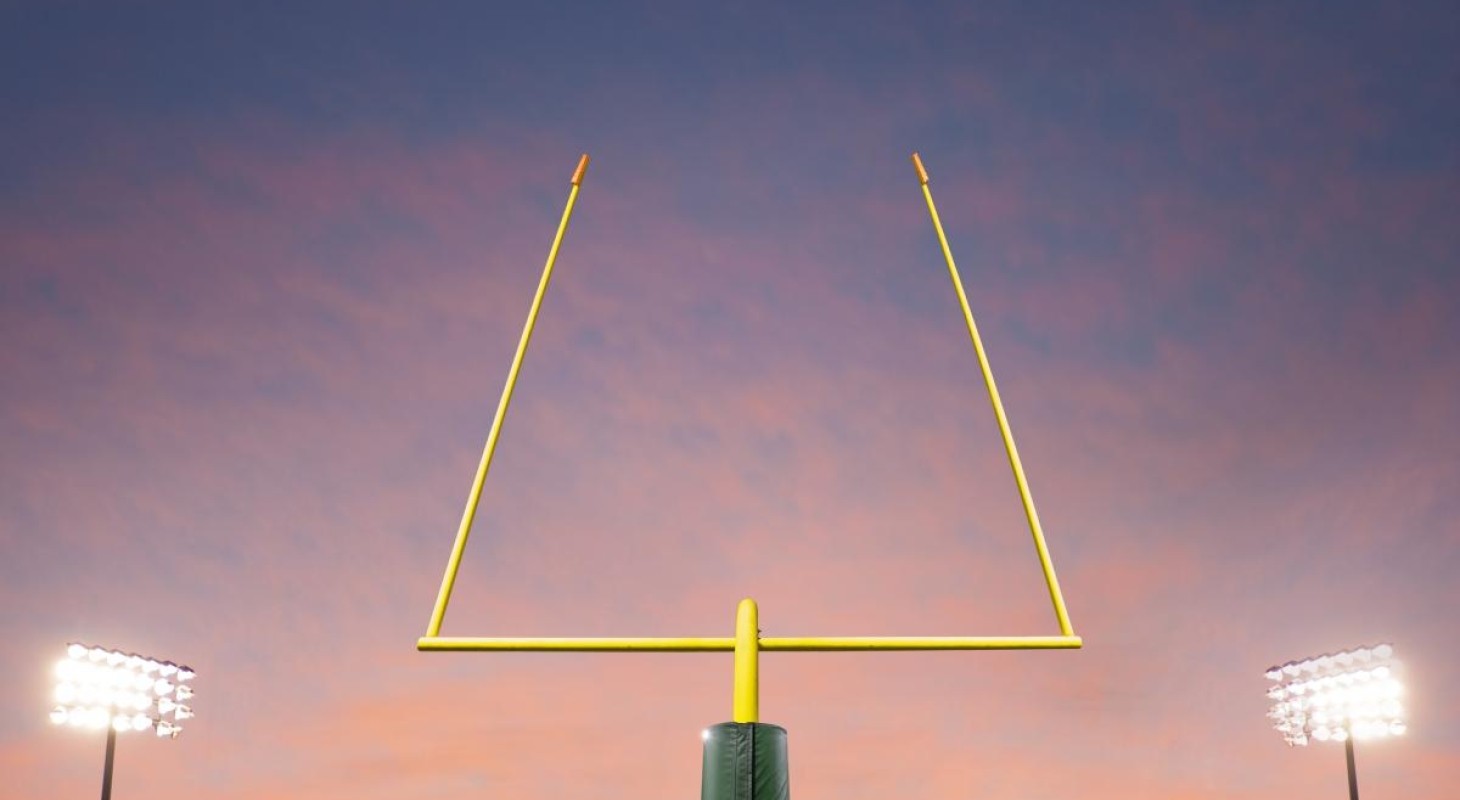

{"left": 700, "top": 722, "right": 789, "bottom": 800}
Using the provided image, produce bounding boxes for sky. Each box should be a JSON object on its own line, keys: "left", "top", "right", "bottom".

{"left": 2, "top": 0, "right": 1457, "bottom": 797}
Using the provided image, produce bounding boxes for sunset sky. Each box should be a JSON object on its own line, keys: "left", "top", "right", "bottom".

{"left": 2, "top": 1, "right": 1457, "bottom": 797}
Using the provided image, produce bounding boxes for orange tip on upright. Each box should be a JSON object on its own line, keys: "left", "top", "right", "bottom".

{"left": 571, "top": 154, "right": 590, "bottom": 186}
{"left": 911, "top": 152, "right": 929, "bottom": 185}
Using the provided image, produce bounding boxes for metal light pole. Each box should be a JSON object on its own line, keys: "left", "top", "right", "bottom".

{"left": 1344, "top": 733, "right": 1359, "bottom": 800}
{"left": 100, "top": 726, "right": 116, "bottom": 800}
{"left": 49, "top": 643, "right": 197, "bottom": 800}
{"left": 1264, "top": 643, "right": 1405, "bottom": 800}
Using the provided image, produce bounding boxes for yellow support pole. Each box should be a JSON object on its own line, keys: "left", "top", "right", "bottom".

{"left": 424, "top": 154, "right": 591, "bottom": 638}
{"left": 911, "top": 152, "right": 1075, "bottom": 638}
{"left": 733, "top": 598, "right": 759, "bottom": 722}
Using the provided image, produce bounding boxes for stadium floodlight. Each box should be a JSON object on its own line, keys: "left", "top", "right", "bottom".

{"left": 49, "top": 643, "right": 197, "bottom": 800}
{"left": 1265, "top": 643, "right": 1403, "bottom": 800}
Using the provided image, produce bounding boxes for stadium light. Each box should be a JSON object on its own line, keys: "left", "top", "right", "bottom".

{"left": 1265, "top": 643, "right": 1403, "bottom": 799}
{"left": 50, "top": 642, "right": 197, "bottom": 800}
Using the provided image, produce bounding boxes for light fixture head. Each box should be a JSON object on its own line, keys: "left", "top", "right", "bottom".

{"left": 50, "top": 643, "right": 195, "bottom": 739}
{"left": 1264, "top": 643, "right": 1404, "bottom": 748}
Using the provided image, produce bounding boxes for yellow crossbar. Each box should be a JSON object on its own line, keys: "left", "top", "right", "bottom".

{"left": 416, "top": 635, "right": 1083, "bottom": 652}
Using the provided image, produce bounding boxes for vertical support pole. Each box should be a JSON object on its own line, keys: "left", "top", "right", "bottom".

{"left": 701, "top": 722, "right": 790, "bottom": 800}
{"left": 1345, "top": 735, "right": 1359, "bottom": 800}
{"left": 100, "top": 726, "right": 116, "bottom": 800}
{"left": 734, "top": 598, "right": 759, "bottom": 723}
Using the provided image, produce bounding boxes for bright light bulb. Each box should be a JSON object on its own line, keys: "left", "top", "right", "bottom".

{"left": 49, "top": 706, "right": 68, "bottom": 725}
{"left": 67, "top": 708, "right": 88, "bottom": 726}
{"left": 132, "top": 714, "right": 152, "bottom": 732}
{"left": 154, "top": 680, "right": 173, "bottom": 697}
{"left": 176, "top": 667, "right": 196, "bottom": 682}
{"left": 85, "top": 708, "right": 110, "bottom": 730}
{"left": 175, "top": 685, "right": 194, "bottom": 701}
{"left": 67, "top": 643, "right": 87, "bottom": 660}
{"left": 158, "top": 698, "right": 176, "bottom": 715}
{"left": 55, "top": 683, "right": 77, "bottom": 703}
{"left": 105, "top": 652, "right": 125, "bottom": 667}
{"left": 1374, "top": 644, "right": 1393, "bottom": 660}
{"left": 1390, "top": 721, "right": 1406, "bottom": 735}
{"left": 1264, "top": 667, "right": 1283, "bottom": 681}
{"left": 1313, "top": 727, "right": 1331, "bottom": 741}
{"left": 173, "top": 705, "right": 193, "bottom": 721}
{"left": 88, "top": 647, "right": 107, "bottom": 662}
{"left": 158, "top": 662, "right": 178, "bottom": 678}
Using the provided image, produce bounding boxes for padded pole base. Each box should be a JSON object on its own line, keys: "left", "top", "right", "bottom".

{"left": 701, "top": 722, "right": 789, "bottom": 800}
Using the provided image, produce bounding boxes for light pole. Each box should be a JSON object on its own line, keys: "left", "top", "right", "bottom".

{"left": 49, "top": 643, "right": 197, "bottom": 800}
{"left": 1264, "top": 643, "right": 1405, "bottom": 800}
